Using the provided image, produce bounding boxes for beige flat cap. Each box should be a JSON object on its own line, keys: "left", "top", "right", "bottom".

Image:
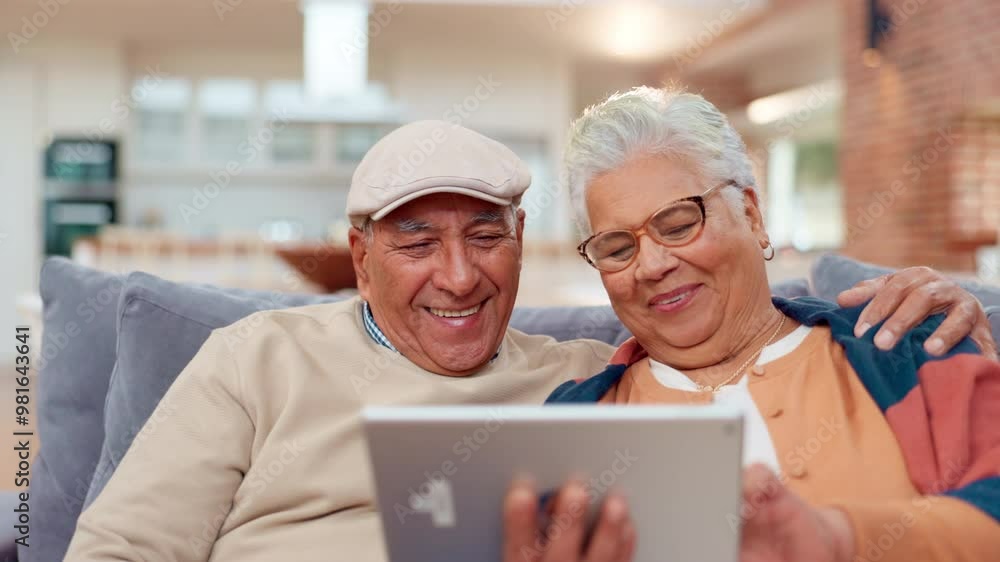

{"left": 346, "top": 120, "right": 531, "bottom": 227}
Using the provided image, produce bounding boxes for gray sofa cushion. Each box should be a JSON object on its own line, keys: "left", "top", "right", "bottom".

{"left": 0, "top": 491, "right": 21, "bottom": 560}
{"left": 811, "top": 253, "right": 1000, "bottom": 308}
{"left": 770, "top": 278, "right": 811, "bottom": 299}
{"left": 988, "top": 306, "right": 1000, "bottom": 344}
{"left": 84, "top": 271, "right": 345, "bottom": 507}
{"left": 510, "top": 305, "right": 630, "bottom": 346}
{"left": 26, "top": 258, "right": 125, "bottom": 562}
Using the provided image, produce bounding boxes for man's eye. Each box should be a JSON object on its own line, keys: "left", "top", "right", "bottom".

{"left": 471, "top": 234, "right": 504, "bottom": 245}
{"left": 402, "top": 241, "right": 433, "bottom": 251}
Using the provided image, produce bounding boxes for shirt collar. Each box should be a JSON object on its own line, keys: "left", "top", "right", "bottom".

{"left": 363, "top": 300, "right": 398, "bottom": 352}
{"left": 362, "top": 300, "right": 501, "bottom": 362}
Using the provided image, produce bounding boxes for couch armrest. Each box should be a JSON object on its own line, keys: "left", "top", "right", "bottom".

{"left": 0, "top": 490, "right": 22, "bottom": 561}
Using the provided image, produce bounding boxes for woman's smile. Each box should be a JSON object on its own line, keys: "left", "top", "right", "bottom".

{"left": 648, "top": 283, "right": 703, "bottom": 314}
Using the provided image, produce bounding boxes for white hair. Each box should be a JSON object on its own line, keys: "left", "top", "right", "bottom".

{"left": 564, "top": 86, "right": 758, "bottom": 235}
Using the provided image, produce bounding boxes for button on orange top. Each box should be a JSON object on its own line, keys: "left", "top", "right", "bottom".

{"left": 788, "top": 465, "right": 808, "bottom": 479}
{"left": 751, "top": 364, "right": 766, "bottom": 376}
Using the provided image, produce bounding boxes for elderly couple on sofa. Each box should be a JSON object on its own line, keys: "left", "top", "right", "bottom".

{"left": 65, "top": 87, "right": 1000, "bottom": 562}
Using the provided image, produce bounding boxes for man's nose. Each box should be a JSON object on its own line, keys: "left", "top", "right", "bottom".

{"left": 433, "top": 244, "right": 481, "bottom": 297}
{"left": 634, "top": 235, "right": 679, "bottom": 282}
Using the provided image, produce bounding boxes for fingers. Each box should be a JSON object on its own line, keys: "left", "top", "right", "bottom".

{"left": 837, "top": 274, "right": 889, "bottom": 308}
{"left": 741, "top": 463, "right": 779, "bottom": 499}
{"left": 929, "top": 301, "right": 998, "bottom": 360}
{"left": 582, "top": 494, "right": 633, "bottom": 562}
{"left": 740, "top": 463, "right": 785, "bottom": 519}
{"left": 971, "top": 321, "right": 1000, "bottom": 362}
{"left": 872, "top": 280, "right": 963, "bottom": 350}
{"left": 816, "top": 507, "right": 857, "bottom": 562}
{"left": 922, "top": 299, "right": 980, "bottom": 356}
{"left": 541, "top": 480, "right": 590, "bottom": 562}
{"left": 843, "top": 266, "right": 991, "bottom": 356}
{"left": 504, "top": 479, "right": 635, "bottom": 562}
{"left": 503, "top": 479, "right": 540, "bottom": 562}
{"left": 852, "top": 269, "right": 930, "bottom": 339}
{"left": 613, "top": 524, "right": 636, "bottom": 562}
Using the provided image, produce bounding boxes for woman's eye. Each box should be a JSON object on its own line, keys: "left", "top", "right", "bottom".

{"left": 609, "top": 246, "right": 634, "bottom": 260}
{"left": 663, "top": 223, "right": 696, "bottom": 238}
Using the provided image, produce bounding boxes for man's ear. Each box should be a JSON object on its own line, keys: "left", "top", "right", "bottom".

{"left": 348, "top": 226, "right": 372, "bottom": 301}
{"left": 514, "top": 207, "right": 527, "bottom": 262}
{"left": 515, "top": 207, "right": 526, "bottom": 244}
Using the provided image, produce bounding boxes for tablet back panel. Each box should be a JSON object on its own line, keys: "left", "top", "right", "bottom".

{"left": 364, "top": 405, "right": 743, "bottom": 562}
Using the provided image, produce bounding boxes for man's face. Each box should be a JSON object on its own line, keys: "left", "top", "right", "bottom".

{"left": 349, "top": 193, "right": 525, "bottom": 377}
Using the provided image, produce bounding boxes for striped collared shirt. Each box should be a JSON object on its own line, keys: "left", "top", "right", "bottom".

{"left": 362, "top": 301, "right": 398, "bottom": 352}
{"left": 362, "top": 300, "right": 500, "bottom": 361}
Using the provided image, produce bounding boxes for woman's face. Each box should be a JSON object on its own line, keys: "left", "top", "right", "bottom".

{"left": 585, "top": 154, "right": 771, "bottom": 367}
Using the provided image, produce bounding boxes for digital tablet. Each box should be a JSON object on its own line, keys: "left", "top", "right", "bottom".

{"left": 363, "top": 405, "right": 743, "bottom": 562}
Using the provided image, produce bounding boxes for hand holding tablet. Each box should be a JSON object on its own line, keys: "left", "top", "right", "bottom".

{"left": 502, "top": 477, "right": 635, "bottom": 562}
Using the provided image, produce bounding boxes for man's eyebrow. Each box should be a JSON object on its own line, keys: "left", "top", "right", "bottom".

{"left": 470, "top": 210, "right": 508, "bottom": 225}
{"left": 394, "top": 218, "right": 433, "bottom": 233}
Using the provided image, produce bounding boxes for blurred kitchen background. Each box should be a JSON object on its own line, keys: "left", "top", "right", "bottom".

{"left": 1, "top": 0, "right": 998, "bottom": 334}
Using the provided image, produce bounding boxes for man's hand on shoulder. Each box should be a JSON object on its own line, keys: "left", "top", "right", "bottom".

{"left": 837, "top": 266, "right": 998, "bottom": 361}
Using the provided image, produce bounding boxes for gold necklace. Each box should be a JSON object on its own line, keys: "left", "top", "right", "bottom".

{"left": 698, "top": 314, "right": 787, "bottom": 393}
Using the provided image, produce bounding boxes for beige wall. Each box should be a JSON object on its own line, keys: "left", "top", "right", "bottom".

{"left": 0, "top": 59, "right": 39, "bottom": 365}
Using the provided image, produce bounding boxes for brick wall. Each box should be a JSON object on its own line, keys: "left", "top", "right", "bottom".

{"left": 840, "top": 0, "right": 1000, "bottom": 270}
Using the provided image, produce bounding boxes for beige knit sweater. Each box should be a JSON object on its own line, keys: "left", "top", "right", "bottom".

{"left": 65, "top": 297, "right": 613, "bottom": 561}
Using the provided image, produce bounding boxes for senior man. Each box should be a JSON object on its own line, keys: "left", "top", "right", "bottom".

{"left": 66, "top": 120, "right": 994, "bottom": 562}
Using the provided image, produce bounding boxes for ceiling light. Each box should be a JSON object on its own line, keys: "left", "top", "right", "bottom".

{"left": 747, "top": 80, "right": 842, "bottom": 125}
{"left": 601, "top": 1, "right": 670, "bottom": 60}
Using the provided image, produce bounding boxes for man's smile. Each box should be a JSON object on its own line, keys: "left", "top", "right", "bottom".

{"left": 422, "top": 298, "right": 490, "bottom": 328}
{"left": 426, "top": 303, "right": 482, "bottom": 318}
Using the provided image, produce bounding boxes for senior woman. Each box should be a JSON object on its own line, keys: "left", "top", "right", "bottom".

{"left": 545, "top": 87, "right": 1000, "bottom": 562}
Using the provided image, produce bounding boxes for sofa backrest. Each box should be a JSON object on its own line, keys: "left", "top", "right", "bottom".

{"left": 27, "top": 259, "right": 123, "bottom": 562}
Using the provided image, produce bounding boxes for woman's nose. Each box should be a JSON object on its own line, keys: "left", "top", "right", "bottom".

{"left": 633, "top": 235, "right": 679, "bottom": 282}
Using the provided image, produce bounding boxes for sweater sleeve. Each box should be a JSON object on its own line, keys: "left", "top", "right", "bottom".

{"left": 838, "top": 495, "right": 1000, "bottom": 561}
{"left": 65, "top": 330, "right": 255, "bottom": 561}
{"left": 836, "top": 353, "right": 1000, "bottom": 562}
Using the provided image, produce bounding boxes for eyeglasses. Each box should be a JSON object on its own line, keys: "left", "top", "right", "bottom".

{"left": 577, "top": 180, "right": 737, "bottom": 272}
